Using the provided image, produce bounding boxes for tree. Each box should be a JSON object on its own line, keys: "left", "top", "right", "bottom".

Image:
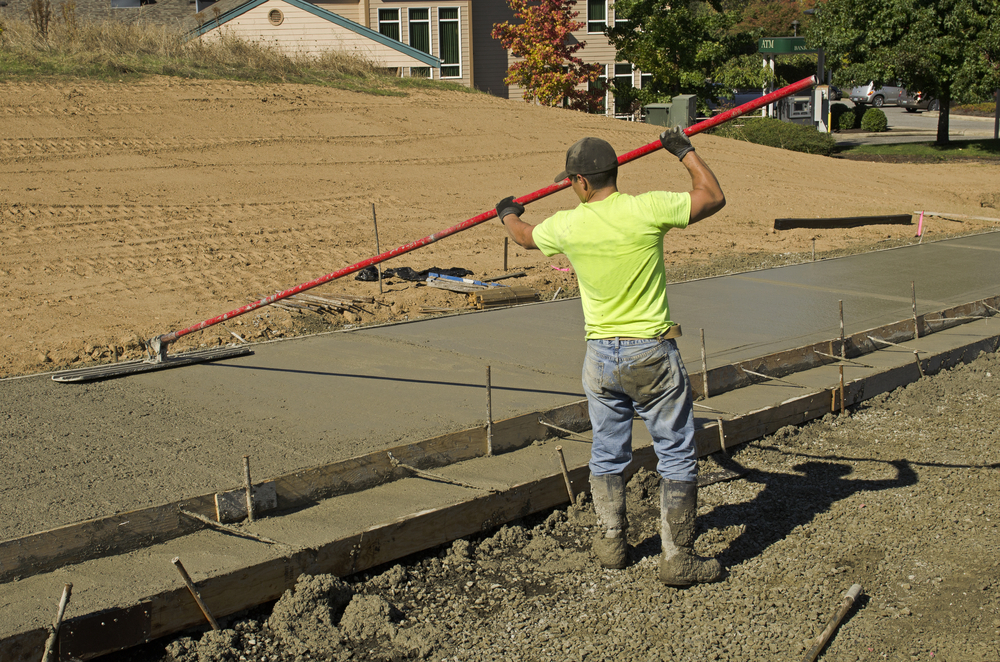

{"left": 808, "top": 0, "right": 1000, "bottom": 144}
{"left": 605, "top": 0, "right": 775, "bottom": 109}
{"left": 491, "top": 0, "right": 604, "bottom": 111}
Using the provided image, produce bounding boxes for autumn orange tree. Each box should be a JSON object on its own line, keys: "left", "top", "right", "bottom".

{"left": 492, "top": 0, "right": 604, "bottom": 111}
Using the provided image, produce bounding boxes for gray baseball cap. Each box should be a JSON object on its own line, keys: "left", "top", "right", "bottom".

{"left": 554, "top": 137, "right": 619, "bottom": 183}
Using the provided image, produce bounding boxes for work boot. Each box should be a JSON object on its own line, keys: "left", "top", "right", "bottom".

{"left": 659, "top": 479, "right": 722, "bottom": 586}
{"left": 590, "top": 473, "right": 628, "bottom": 569}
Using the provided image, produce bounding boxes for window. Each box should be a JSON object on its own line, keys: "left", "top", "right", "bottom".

{"left": 587, "top": 0, "right": 606, "bottom": 33}
{"left": 111, "top": 0, "right": 140, "bottom": 7}
{"left": 409, "top": 8, "right": 431, "bottom": 78}
{"left": 438, "top": 7, "right": 461, "bottom": 78}
{"left": 613, "top": 63, "right": 633, "bottom": 114}
{"left": 193, "top": 0, "right": 216, "bottom": 11}
{"left": 378, "top": 8, "right": 400, "bottom": 41}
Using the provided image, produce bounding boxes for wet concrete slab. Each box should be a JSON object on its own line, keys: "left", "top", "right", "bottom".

{"left": 2, "top": 232, "right": 998, "bottom": 540}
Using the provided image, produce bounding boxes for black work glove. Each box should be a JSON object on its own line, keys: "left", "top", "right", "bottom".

{"left": 659, "top": 126, "right": 694, "bottom": 161}
{"left": 495, "top": 196, "right": 525, "bottom": 222}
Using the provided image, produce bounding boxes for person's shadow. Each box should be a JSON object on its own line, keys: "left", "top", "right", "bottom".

{"left": 696, "top": 456, "right": 917, "bottom": 568}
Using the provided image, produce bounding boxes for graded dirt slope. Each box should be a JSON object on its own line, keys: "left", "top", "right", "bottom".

{"left": 2, "top": 78, "right": 998, "bottom": 378}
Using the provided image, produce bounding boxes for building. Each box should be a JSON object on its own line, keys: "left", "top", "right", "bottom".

{"left": 0, "top": 0, "right": 647, "bottom": 115}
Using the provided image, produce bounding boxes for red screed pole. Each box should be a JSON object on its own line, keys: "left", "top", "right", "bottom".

{"left": 150, "top": 76, "right": 817, "bottom": 358}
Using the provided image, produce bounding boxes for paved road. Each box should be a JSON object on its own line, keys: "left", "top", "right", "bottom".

{"left": 835, "top": 103, "right": 999, "bottom": 146}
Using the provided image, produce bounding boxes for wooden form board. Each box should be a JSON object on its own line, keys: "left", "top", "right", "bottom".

{"left": 689, "top": 295, "right": 1000, "bottom": 400}
{"left": 0, "top": 400, "right": 588, "bottom": 585}
{"left": 3, "top": 329, "right": 999, "bottom": 661}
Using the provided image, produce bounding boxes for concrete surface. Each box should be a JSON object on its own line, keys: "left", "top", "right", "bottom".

{"left": 2, "top": 232, "right": 999, "bottom": 541}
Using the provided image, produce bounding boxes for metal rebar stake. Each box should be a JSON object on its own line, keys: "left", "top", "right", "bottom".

{"left": 41, "top": 583, "right": 73, "bottom": 662}
{"left": 242, "top": 455, "right": 255, "bottom": 523}
{"left": 700, "top": 328, "right": 709, "bottom": 399}
{"left": 555, "top": 446, "right": 574, "bottom": 503}
{"left": 485, "top": 366, "right": 494, "bottom": 456}
{"left": 372, "top": 203, "right": 383, "bottom": 294}
{"left": 839, "top": 301, "right": 845, "bottom": 415}
{"left": 912, "top": 281, "right": 919, "bottom": 338}
{"left": 172, "top": 557, "right": 221, "bottom": 631}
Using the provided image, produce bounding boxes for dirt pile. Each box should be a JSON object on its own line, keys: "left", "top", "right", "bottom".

{"left": 2, "top": 77, "right": 999, "bottom": 378}
{"left": 110, "top": 349, "right": 1000, "bottom": 662}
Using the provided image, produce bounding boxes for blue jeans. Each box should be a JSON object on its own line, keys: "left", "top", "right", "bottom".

{"left": 583, "top": 337, "right": 697, "bottom": 482}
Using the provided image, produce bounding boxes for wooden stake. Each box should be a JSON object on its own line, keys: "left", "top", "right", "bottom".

{"left": 555, "top": 446, "right": 574, "bottom": 503}
{"left": 372, "top": 203, "right": 383, "bottom": 294}
{"left": 242, "top": 455, "right": 255, "bottom": 523}
{"left": 812, "top": 238, "right": 816, "bottom": 261}
{"left": 485, "top": 366, "right": 494, "bottom": 456}
{"left": 717, "top": 418, "right": 727, "bottom": 455}
{"left": 914, "top": 351, "right": 925, "bottom": 378}
{"left": 700, "top": 328, "right": 709, "bottom": 399}
{"left": 912, "top": 281, "right": 919, "bottom": 338}
{"left": 172, "top": 557, "right": 220, "bottom": 631}
{"left": 503, "top": 236, "right": 509, "bottom": 272}
{"left": 801, "top": 584, "right": 862, "bottom": 662}
{"left": 41, "top": 583, "right": 72, "bottom": 662}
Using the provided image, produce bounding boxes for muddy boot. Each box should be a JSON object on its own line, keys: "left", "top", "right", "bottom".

{"left": 590, "top": 473, "right": 628, "bottom": 569}
{"left": 659, "top": 479, "right": 722, "bottom": 586}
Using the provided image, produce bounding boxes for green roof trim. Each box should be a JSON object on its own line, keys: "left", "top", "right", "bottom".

{"left": 185, "top": 0, "right": 441, "bottom": 68}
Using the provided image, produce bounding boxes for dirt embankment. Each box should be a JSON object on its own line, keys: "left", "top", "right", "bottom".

{"left": 2, "top": 78, "right": 999, "bottom": 378}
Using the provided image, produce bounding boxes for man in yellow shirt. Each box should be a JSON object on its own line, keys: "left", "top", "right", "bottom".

{"left": 495, "top": 129, "right": 725, "bottom": 586}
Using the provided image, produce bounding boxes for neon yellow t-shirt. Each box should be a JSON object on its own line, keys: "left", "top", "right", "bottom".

{"left": 532, "top": 191, "right": 690, "bottom": 339}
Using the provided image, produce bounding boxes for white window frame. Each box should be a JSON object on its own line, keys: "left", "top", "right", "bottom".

{"left": 587, "top": 0, "right": 608, "bottom": 34}
{"left": 378, "top": 8, "right": 401, "bottom": 41}
{"left": 438, "top": 6, "right": 462, "bottom": 79}
{"left": 408, "top": 7, "right": 433, "bottom": 79}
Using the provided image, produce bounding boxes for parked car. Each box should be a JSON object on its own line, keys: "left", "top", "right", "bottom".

{"left": 828, "top": 85, "right": 842, "bottom": 101}
{"left": 897, "top": 89, "right": 940, "bottom": 112}
{"left": 849, "top": 81, "right": 905, "bottom": 107}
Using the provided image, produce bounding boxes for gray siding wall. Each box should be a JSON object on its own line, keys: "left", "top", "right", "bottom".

{"left": 469, "top": 0, "right": 512, "bottom": 97}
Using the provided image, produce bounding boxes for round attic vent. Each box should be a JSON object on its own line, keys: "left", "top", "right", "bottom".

{"left": 268, "top": 9, "right": 284, "bottom": 25}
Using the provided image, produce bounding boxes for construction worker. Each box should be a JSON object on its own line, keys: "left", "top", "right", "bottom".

{"left": 495, "top": 128, "right": 726, "bottom": 586}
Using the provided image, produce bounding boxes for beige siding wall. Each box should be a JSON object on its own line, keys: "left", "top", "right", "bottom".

{"left": 311, "top": 0, "right": 361, "bottom": 24}
{"left": 199, "top": 0, "right": 433, "bottom": 67}
{"left": 365, "top": 1, "right": 472, "bottom": 87}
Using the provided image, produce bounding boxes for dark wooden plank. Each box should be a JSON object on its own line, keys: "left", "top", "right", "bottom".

{"left": 773, "top": 214, "right": 912, "bottom": 230}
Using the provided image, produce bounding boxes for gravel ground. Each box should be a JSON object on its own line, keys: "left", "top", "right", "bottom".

{"left": 107, "top": 349, "right": 1000, "bottom": 662}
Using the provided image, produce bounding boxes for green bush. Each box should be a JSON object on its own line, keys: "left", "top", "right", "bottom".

{"left": 860, "top": 107, "right": 888, "bottom": 132}
{"left": 838, "top": 108, "right": 856, "bottom": 130}
{"left": 710, "top": 117, "right": 837, "bottom": 156}
{"left": 831, "top": 103, "right": 853, "bottom": 131}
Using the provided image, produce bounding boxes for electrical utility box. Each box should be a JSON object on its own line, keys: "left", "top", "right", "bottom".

{"left": 643, "top": 103, "right": 671, "bottom": 127}
{"left": 669, "top": 95, "right": 697, "bottom": 129}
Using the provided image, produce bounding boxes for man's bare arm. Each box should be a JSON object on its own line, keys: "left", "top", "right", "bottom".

{"left": 500, "top": 213, "right": 538, "bottom": 250}
{"left": 682, "top": 151, "right": 726, "bottom": 224}
{"left": 658, "top": 126, "right": 726, "bottom": 224}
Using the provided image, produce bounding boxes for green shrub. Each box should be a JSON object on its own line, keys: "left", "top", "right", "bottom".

{"left": 838, "top": 107, "right": 856, "bottom": 130}
{"left": 831, "top": 103, "right": 852, "bottom": 131}
{"left": 860, "top": 107, "right": 888, "bottom": 132}
{"left": 710, "top": 117, "right": 836, "bottom": 156}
